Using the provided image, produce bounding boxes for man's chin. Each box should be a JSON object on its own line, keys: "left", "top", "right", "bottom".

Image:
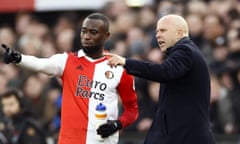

{"left": 82, "top": 45, "right": 100, "bottom": 54}
{"left": 82, "top": 46, "right": 91, "bottom": 53}
{"left": 160, "top": 47, "right": 166, "bottom": 52}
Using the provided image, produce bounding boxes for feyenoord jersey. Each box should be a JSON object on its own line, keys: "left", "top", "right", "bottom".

{"left": 37, "top": 50, "right": 138, "bottom": 144}
{"left": 20, "top": 50, "right": 138, "bottom": 144}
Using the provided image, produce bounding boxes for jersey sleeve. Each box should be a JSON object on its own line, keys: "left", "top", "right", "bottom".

{"left": 20, "top": 53, "right": 68, "bottom": 76}
{"left": 117, "top": 69, "right": 139, "bottom": 128}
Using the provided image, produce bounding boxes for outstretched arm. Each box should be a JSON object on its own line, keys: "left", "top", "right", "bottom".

{"left": 1, "top": 44, "right": 67, "bottom": 76}
{"left": 20, "top": 54, "right": 67, "bottom": 76}
{"left": 106, "top": 47, "right": 193, "bottom": 82}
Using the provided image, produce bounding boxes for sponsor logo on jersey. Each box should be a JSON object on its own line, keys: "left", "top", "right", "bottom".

{"left": 75, "top": 75, "right": 107, "bottom": 101}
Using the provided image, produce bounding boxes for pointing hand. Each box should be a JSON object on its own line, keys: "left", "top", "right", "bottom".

{"left": 1, "top": 44, "right": 22, "bottom": 64}
{"left": 104, "top": 53, "right": 126, "bottom": 68}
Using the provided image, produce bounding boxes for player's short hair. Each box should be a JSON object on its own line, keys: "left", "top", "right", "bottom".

{"left": 86, "top": 13, "right": 110, "bottom": 32}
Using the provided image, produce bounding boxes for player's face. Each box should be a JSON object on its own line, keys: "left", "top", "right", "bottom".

{"left": 81, "top": 18, "right": 109, "bottom": 54}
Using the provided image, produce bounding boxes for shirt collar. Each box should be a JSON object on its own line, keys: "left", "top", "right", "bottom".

{"left": 77, "top": 49, "right": 106, "bottom": 62}
{"left": 166, "top": 37, "right": 190, "bottom": 55}
{"left": 77, "top": 49, "right": 86, "bottom": 57}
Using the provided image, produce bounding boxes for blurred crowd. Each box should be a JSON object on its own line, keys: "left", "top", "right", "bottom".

{"left": 0, "top": 0, "right": 240, "bottom": 143}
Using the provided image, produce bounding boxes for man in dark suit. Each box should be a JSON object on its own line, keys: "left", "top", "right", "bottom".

{"left": 106, "top": 14, "right": 216, "bottom": 144}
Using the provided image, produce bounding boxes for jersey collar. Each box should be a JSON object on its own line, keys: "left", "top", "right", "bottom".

{"left": 77, "top": 49, "right": 86, "bottom": 57}
{"left": 77, "top": 49, "right": 106, "bottom": 62}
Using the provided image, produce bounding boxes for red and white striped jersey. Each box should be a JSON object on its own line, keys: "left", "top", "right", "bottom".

{"left": 20, "top": 49, "right": 138, "bottom": 144}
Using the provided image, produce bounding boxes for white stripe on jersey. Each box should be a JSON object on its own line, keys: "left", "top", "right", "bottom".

{"left": 86, "top": 60, "right": 123, "bottom": 144}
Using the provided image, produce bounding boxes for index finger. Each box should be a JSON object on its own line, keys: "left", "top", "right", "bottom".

{"left": 1, "top": 44, "right": 8, "bottom": 51}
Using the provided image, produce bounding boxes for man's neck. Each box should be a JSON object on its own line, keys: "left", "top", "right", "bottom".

{"left": 87, "top": 53, "right": 104, "bottom": 59}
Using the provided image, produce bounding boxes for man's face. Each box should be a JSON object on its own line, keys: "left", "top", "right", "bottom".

{"left": 80, "top": 18, "right": 109, "bottom": 54}
{"left": 155, "top": 19, "right": 178, "bottom": 52}
{"left": 1, "top": 95, "right": 21, "bottom": 118}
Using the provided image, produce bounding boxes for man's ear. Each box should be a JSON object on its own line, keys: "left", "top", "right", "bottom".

{"left": 176, "top": 29, "right": 185, "bottom": 39}
{"left": 176, "top": 29, "right": 183, "bottom": 36}
{"left": 105, "top": 32, "right": 110, "bottom": 39}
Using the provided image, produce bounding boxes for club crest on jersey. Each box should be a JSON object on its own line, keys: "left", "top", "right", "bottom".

{"left": 105, "top": 70, "right": 114, "bottom": 79}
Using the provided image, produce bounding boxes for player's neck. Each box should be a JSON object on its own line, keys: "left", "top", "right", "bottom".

{"left": 86, "top": 51, "right": 104, "bottom": 59}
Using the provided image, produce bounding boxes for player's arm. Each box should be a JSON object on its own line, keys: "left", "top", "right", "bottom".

{"left": 1, "top": 44, "right": 67, "bottom": 76}
{"left": 117, "top": 70, "right": 139, "bottom": 127}
{"left": 20, "top": 54, "right": 67, "bottom": 76}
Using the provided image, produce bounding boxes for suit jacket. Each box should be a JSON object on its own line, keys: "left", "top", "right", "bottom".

{"left": 125, "top": 37, "right": 216, "bottom": 144}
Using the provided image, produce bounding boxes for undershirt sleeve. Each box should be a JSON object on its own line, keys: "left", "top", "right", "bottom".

{"left": 19, "top": 53, "right": 68, "bottom": 76}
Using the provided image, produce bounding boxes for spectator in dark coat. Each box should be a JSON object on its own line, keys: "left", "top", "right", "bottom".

{"left": 106, "top": 14, "right": 216, "bottom": 144}
{"left": 0, "top": 89, "right": 47, "bottom": 144}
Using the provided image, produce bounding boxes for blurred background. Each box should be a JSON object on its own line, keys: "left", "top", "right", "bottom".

{"left": 0, "top": 0, "right": 240, "bottom": 143}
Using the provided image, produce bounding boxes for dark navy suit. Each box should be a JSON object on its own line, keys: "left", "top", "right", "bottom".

{"left": 125, "top": 37, "right": 216, "bottom": 144}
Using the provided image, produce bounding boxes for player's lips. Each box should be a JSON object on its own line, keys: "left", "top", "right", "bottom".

{"left": 158, "top": 41, "right": 165, "bottom": 48}
{"left": 82, "top": 42, "right": 93, "bottom": 46}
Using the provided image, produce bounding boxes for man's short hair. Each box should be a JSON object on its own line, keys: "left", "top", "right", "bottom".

{"left": 86, "top": 13, "right": 110, "bottom": 32}
{"left": 0, "top": 88, "right": 24, "bottom": 108}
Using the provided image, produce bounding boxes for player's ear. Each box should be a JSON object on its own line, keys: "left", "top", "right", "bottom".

{"left": 105, "top": 31, "right": 110, "bottom": 39}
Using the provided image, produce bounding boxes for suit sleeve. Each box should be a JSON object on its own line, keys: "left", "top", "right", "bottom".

{"left": 117, "top": 70, "right": 139, "bottom": 128}
{"left": 125, "top": 46, "right": 193, "bottom": 83}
